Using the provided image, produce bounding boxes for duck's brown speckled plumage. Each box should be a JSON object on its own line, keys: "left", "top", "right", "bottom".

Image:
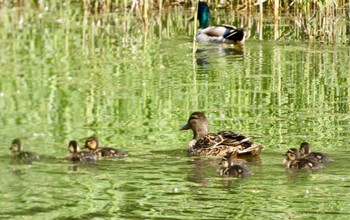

{"left": 68, "top": 140, "right": 96, "bottom": 162}
{"left": 181, "top": 112, "right": 264, "bottom": 157}
{"left": 9, "top": 138, "right": 40, "bottom": 162}
{"left": 299, "top": 142, "right": 333, "bottom": 163}
{"left": 218, "top": 155, "right": 251, "bottom": 177}
{"left": 283, "top": 148, "right": 323, "bottom": 170}
{"left": 84, "top": 136, "right": 128, "bottom": 158}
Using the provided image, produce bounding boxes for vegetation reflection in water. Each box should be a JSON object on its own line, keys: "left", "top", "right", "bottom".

{"left": 1, "top": 2, "right": 350, "bottom": 219}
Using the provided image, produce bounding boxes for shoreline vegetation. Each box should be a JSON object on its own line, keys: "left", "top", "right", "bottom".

{"left": 0, "top": 1, "right": 349, "bottom": 44}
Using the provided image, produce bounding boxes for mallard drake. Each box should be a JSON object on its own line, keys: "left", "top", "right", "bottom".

{"left": 299, "top": 142, "right": 333, "bottom": 163}
{"left": 9, "top": 138, "right": 40, "bottom": 161}
{"left": 218, "top": 155, "right": 251, "bottom": 177}
{"left": 283, "top": 148, "right": 323, "bottom": 170}
{"left": 67, "top": 140, "right": 96, "bottom": 162}
{"left": 196, "top": 2, "right": 245, "bottom": 45}
{"left": 180, "top": 112, "right": 264, "bottom": 157}
{"left": 84, "top": 136, "right": 128, "bottom": 158}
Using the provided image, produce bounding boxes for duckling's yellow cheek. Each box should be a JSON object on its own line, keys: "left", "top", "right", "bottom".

{"left": 110, "top": 150, "right": 115, "bottom": 154}
{"left": 68, "top": 146, "right": 74, "bottom": 153}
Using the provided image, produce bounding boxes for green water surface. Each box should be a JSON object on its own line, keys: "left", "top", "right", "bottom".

{"left": 1, "top": 3, "right": 350, "bottom": 220}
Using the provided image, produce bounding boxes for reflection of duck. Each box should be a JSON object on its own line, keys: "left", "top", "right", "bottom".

{"left": 195, "top": 46, "right": 244, "bottom": 70}
{"left": 67, "top": 140, "right": 96, "bottom": 162}
{"left": 299, "top": 142, "right": 333, "bottom": 163}
{"left": 180, "top": 112, "right": 264, "bottom": 157}
{"left": 187, "top": 157, "right": 220, "bottom": 185}
{"left": 84, "top": 136, "right": 128, "bottom": 158}
{"left": 218, "top": 155, "right": 251, "bottom": 177}
{"left": 9, "top": 139, "right": 40, "bottom": 162}
{"left": 283, "top": 148, "right": 323, "bottom": 170}
{"left": 196, "top": 2, "right": 245, "bottom": 45}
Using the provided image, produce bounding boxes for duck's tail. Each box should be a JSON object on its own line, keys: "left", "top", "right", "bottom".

{"left": 224, "top": 28, "right": 245, "bottom": 43}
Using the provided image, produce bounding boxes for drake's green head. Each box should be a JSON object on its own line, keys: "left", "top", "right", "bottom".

{"left": 198, "top": 2, "right": 210, "bottom": 29}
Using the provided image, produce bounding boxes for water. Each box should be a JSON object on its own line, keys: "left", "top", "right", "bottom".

{"left": 1, "top": 4, "right": 350, "bottom": 220}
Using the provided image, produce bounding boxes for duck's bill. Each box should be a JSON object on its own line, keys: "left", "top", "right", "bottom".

{"left": 180, "top": 124, "right": 190, "bottom": 130}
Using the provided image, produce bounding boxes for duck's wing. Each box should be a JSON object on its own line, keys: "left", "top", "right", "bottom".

{"left": 200, "top": 25, "right": 245, "bottom": 41}
{"left": 18, "top": 151, "right": 40, "bottom": 160}
{"left": 218, "top": 131, "right": 262, "bottom": 146}
{"left": 217, "top": 131, "right": 249, "bottom": 145}
{"left": 217, "top": 131, "right": 264, "bottom": 156}
{"left": 190, "top": 144, "right": 238, "bottom": 156}
{"left": 100, "top": 147, "right": 128, "bottom": 157}
{"left": 190, "top": 131, "right": 264, "bottom": 157}
{"left": 237, "top": 144, "right": 264, "bottom": 156}
{"left": 195, "top": 131, "right": 255, "bottom": 148}
{"left": 195, "top": 133, "right": 224, "bottom": 148}
{"left": 308, "top": 152, "right": 334, "bottom": 163}
{"left": 199, "top": 26, "right": 229, "bottom": 37}
{"left": 291, "top": 158, "right": 323, "bottom": 170}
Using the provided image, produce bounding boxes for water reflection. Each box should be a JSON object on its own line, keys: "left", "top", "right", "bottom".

{"left": 1, "top": 3, "right": 350, "bottom": 218}
{"left": 195, "top": 46, "right": 244, "bottom": 74}
{"left": 187, "top": 157, "right": 220, "bottom": 185}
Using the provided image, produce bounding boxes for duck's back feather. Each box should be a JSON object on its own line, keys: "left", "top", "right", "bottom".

{"left": 289, "top": 158, "right": 323, "bottom": 170}
{"left": 189, "top": 131, "right": 263, "bottom": 157}
{"left": 305, "top": 152, "right": 333, "bottom": 163}
{"left": 16, "top": 151, "right": 40, "bottom": 160}
{"left": 196, "top": 25, "right": 245, "bottom": 44}
{"left": 220, "top": 164, "right": 251, "bottom": 177}
{"left": 96, "top": 147, "right": 128, "bottom": 157}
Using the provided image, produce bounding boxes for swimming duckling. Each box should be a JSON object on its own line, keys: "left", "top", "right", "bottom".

{"left": 283, "top": 148, "right": 323, "bottom": 170}
{"left": 299, "top": 142, "right": 333, "bottom": 163}
{"left": 180, "top": 112, "right": 264, "bottom": 157}
{"left": 84, "top": 136, "right": 128, "bottom": 158}
{"left": 218, "top": 155, "right": 251, "bottom": 177}
{"left": 68, "top": 140, "right": 96, "bottom": 162}
{"left": 9, "top": 138, "right": 40, "bottom": 161}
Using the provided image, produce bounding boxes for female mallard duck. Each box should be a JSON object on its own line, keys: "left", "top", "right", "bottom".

{"left": 9, "top": 138, "right": 40, "bottom": 161}
{"left": 283, "top": 148, "right": 323, "bottom": 170}
{"left": 180, "top": 112, "right": 264, "bottom": 157}
{"left": 218, "top": 155, "right": 251, "bottom": 177}
{"left": 68, "top": 140, "right": 96, "bottom": 162}
{"left": 84, "top": 136, "right": 128, "bottom": 158}
{"left": 196, "top": 2, "right": 245, "bottom": 45}
{"left": 299, "top": 142, "right": 333, "bottom": 163}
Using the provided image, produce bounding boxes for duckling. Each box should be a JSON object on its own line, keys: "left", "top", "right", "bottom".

{"left": 180, "top": 112, "right": 264, "bottom": 157}
{"left": 299, "top": 142, "right": 333, "bottom": 163}
{"left": 196, "top": 2, "right": 245, "bottom": 45}
{"left": 219, "top": 155, "right": 251, "bottom": 177}
{"left": 84, "top": 136, "right": 128, "bottom": 158}
{"left": 283, "top": 148, "right": 323, "bottom": 170}
{"left": 67, "top": 140, "right": 96, "bottom": 162}
{"left": 9, "top": 138, "right": 40, "bottom": 161}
